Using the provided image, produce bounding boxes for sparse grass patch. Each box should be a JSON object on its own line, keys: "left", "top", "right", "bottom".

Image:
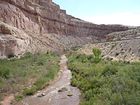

{"left": 23, "top": 86, "right": 37, "bottom": 96}
{"left": 0, "top": 52, "right": 59, "bottom": 101}
{"left": 15, "top": 95, "right": 23, "bottom": 101}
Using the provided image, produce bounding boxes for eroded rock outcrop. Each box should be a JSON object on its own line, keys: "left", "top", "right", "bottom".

{"left": 79, "top": 27, "right": 140, "bottom": 62}
{"left": 79, "top": 38, "right": 140, "bottom": 62}
{"left": 0, "top": 22, "right": 31, "bottom": 58}
{"left": 106, "top": 27, "right": 140, "bottom": 41}
{"left": 0, "top": 0, "right": 129, "bottom": 58}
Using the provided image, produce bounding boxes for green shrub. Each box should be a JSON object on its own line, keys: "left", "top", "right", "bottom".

{"left": 92, "top": 48, "right": 102, "bottom": 63}
{"left": 34, "top": 77, "right": 49, "bottom": 90}
{"left": 23, "top": 86, "right": 37, "bottom": 96}
{"left": 15, "top": 95, "right": 23, "bottom": 101}
{"left": 68, "top": 53, "right": 140, "bottom": 105}
{"left": 87, "top": 55, "right": 94, "bottom": 63}
{"left": 76, "top": 54, "right": 88, "bottom": 63}
{"left": 101, "top": 65, "right": 118, "bottom": 77}
{"left": 92, "top": 48, "right": 101, "bottom": 57}
{"left": 0, "top": 67, "right": 10, "bottom": 79}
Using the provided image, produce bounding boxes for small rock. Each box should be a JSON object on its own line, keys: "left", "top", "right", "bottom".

{"left": 67, "top": 91, "right": 73, "bottom": 97}
{"left": 37, "top": 93, "right": 46, "bottom": 97}
{"left": 58, "top": 87, "right": 68, "bottom": 92}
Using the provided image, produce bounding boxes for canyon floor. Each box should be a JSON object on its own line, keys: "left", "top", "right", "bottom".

{"left": 15, "top": 55, "right": 80, "bottom": 105}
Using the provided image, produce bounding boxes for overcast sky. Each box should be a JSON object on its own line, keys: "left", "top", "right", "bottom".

{"left": 53, "top": 0, "right": 140, "bottom": 26}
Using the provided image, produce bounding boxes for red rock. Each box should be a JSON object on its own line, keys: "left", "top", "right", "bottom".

{"left": 0, "top": 0, "right": 129, "bottom": 58}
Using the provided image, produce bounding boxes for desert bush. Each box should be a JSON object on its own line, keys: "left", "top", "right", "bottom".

{"left": 23, "top": 86, "right": 37, "bottom": 96}
{"left": 68, "top": 53, "right": 140, "bottom": 105}
{"left": 15, "top": 95, "right": 23, "bottom": 101}
{"left": 0, "top": 67, "right": 10, "bottom": 79}
{"left": 92, "top": 48, "right": 102, "bottom": 63}
{"left": 92, "top": 48, "right": 101, "bottom": 57}
{"left": 101, "top": 65, "right": 118, "bottom": 77}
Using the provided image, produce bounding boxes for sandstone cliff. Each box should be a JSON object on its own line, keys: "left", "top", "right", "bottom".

{"left": 0, "top": 0, "right": 129, "bottom": 58}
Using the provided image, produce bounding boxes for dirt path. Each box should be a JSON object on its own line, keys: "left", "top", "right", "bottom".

{"left": 0, "top": 94, "right": 14, "bottom": 105}
{"left": 17, "top": 55, "right": 80, "bottom": 105}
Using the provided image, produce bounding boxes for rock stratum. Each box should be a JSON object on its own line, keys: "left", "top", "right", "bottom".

{"left": 0, "top": 0, "right": 129, "bottom": 58}
{"left": 79, "top": 27, "right": 140, "bottom": 62}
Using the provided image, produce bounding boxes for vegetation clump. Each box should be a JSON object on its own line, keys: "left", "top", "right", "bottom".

{"left": 92, "top": 48, "right": 102, "bottom": 63}
{"left": 0, "top": 52, "right": 59, "bottom": 101}
{"left": 68, "top": 53, "right": 140, "bottom": 105}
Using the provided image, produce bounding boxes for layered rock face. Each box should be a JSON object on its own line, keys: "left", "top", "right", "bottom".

{"left": 0, "top": 22, "right": 31, "bottom": 58}
{"left": 79, "top": 27, "right": 140, "bottom": 62}
{"left": 107, "top": 27, "right": 140, "bottom": 41}
{"left": 0, "top": 0, "right": 129, "bottom": 58}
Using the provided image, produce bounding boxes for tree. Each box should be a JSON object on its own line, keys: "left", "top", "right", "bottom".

{"left": 92, "top": 48, "right": 102, "bottom": 63}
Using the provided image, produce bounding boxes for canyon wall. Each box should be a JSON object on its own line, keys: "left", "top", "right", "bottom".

{"left": 79, "top": 27, "right": 140, "bottom": 62}
{"left": 0, "top": 0, "right": 129, "bottom": 58}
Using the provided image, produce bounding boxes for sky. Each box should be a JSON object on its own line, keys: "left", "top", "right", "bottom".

{"left": 53, "top": 0, "right": 140, "bottom": 26}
